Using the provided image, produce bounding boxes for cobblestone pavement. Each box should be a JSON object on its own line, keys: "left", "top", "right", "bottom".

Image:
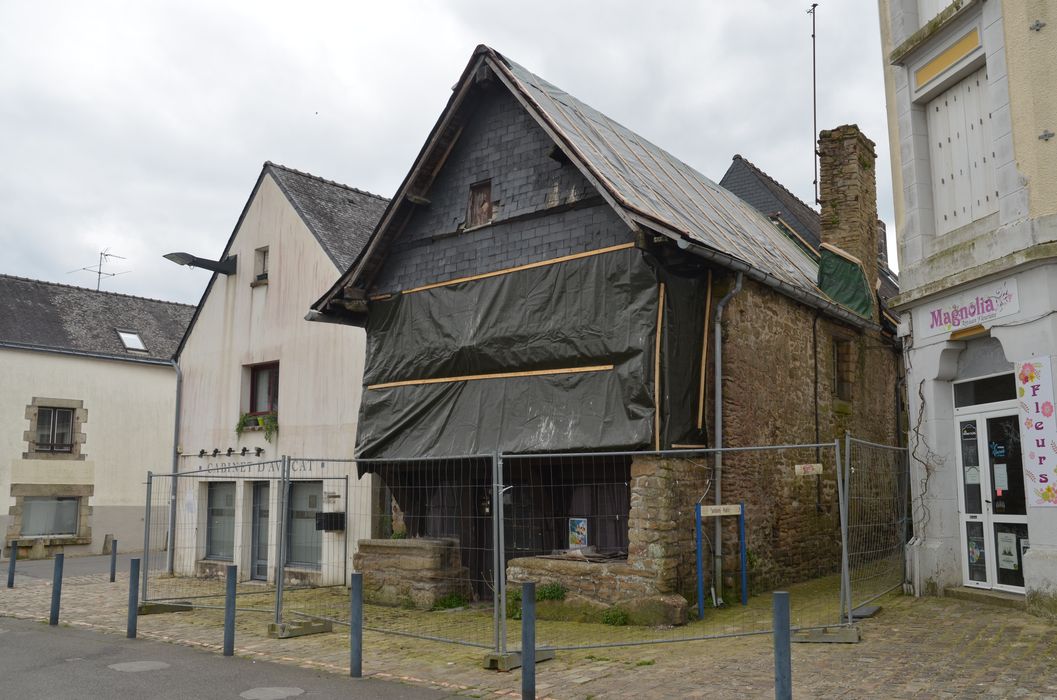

{"left": 2, "top": 569, "right": 1056, "bottom": 698}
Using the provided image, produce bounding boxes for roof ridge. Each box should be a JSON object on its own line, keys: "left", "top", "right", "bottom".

{"left": 730, "top": 154, "right": 819, "bottom": 219}
{"left": 0, "top": 273, "right": 195, "bottom": 308}
{"left": 263, "top": 161, "right": 390, "bottom": 203}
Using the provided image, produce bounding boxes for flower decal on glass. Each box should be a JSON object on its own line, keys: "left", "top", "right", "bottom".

{"left": 1020, "top": 363, "right": 1038, "bottom": 385}
{"left": 1044, "top": 401, "right": 1054, "bottom": 418}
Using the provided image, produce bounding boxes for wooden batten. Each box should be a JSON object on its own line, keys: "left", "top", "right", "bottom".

{"left": 654, "top": 283, "right": 666, "bottom": 450}
{"left": 697, "top": 269, "right": 713, "bottom": 431}
{"left": 367, "top": 363, "right": 615, "bottom": 391}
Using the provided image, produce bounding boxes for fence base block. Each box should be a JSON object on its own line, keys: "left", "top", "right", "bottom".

{"left": 483, "top": 649, "right": 555, "bottom": 672}
{"left": 138, "top": 602, "right": 193, "bottom": 615}
{"left": 268, "top": 620, "right": 333, "bottom": 639}
{"left": 851, "top": 605, "right": 881, "bottom": 620}
{"left": 792, "top": 626, "right": 861, "bottom": 644}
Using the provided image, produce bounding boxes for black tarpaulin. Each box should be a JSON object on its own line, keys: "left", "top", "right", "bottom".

{"left": 357, "top": 247, "right": 658, "bottom": 459}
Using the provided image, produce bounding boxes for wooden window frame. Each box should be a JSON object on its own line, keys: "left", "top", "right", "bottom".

{"left": 249, "top": 362, "right": 279, "bottom": 415}
{"left": 34, "top": 407, "right": 75, "bottom": 453}
{"left": 466, "top": 180, "right": 493, "bottom": 229}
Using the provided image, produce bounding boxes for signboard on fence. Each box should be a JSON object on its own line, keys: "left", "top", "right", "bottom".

{"left": 794, "top": 463, "right": 823, "bottom": 476}
{"left": 699, "top": 504, "right": 742, "bottom": 517}
{"left": 1015, "top": 356, "right": 1057, "bottom": 506}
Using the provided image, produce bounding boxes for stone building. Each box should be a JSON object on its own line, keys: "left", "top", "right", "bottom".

{"left": 311, "top": 46, "right": 901, "bottom": 613}
{"left": 878, "top": 0, "right": 1057, "bottom": 612}
{"left": 0, "top": 275, "right": 192, "bottom": 558}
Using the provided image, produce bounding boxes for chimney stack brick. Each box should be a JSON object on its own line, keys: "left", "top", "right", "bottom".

{"left": 819, "top": 124, "right": 879, "bottom": 318}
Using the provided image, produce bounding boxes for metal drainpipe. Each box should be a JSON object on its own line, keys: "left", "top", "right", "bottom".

{"left": 712, "top": 272, "right": 742, "bottom": 607}
{"left": 166, "top": 359, "right": 183, "bottom": 575}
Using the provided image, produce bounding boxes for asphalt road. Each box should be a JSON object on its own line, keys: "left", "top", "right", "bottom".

{"left": 0, "top": 616, "right": 453, "bottom": 699}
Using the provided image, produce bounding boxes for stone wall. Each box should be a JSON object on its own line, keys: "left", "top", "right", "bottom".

{"left": 354, "top": 537, "right": 473, "bottom": 610}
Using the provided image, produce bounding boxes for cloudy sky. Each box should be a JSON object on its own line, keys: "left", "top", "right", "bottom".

{"left": 0, "top": 1, "right": 895, "bottom": 305}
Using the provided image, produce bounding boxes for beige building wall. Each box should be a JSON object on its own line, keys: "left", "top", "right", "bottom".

{"left": 1, "top": 347, "right": 177, "bottom": 556}
{"left": 176, "top": 173, "right": 373, "bottom": 585}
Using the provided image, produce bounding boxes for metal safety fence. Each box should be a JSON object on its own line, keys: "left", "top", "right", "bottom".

{"left": 141, "top": 436, "right": 908, "bottom": 655}
{"left": 839, "top": 435, "right": 911, "bottom": 621}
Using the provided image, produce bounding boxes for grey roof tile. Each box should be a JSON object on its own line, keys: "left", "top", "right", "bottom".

{"left": 0, "top": 275, "right": 195, "bottom": 362}
{"left": 265, "top": 163, "right": 389, "bottom": 271}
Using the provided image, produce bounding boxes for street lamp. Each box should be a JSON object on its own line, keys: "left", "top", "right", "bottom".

{"left": 163, "top": 252, "right": 237, "bottom": 275}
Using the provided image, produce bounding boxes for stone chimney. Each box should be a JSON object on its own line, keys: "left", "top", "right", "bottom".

{"left": 819, "top": 124, "right": 879, "bottom": 317}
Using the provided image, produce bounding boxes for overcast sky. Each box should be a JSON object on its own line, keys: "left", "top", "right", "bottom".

{"left": 0, "top": 1, "right": 895, "bottom": 305}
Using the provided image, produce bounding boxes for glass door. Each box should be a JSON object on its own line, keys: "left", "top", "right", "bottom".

{"left": 251, "top": 482, "right": 270, "bottom": 581}
{"left": 955, "top": 411, "right": 1029, "bottom": 592}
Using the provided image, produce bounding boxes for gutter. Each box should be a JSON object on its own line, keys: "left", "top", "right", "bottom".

{"left": 166, "top": 359, "right": 183, "bottom": 575}
{"left": 0, "top": 341, "right": 176, "bottom": 367}
{"left": 675, "top": 239, "right": 879, "bottom": 332}
{"left": 712, "top": 272, "right": 743, "bottom": 607}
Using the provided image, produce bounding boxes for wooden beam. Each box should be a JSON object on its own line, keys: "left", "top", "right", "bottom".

{"left": 400, "top": 243, "right": 636, "bottom": 295}
{"left": 367, "top": 363, "right": 614, "bottom": 391}
{"left": 654, "top": 283, "right": 666, "bottom": 451}
{"left": 697, "top": 269, "right": 713, "bottom": 431}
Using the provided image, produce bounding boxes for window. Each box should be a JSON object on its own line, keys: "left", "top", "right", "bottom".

{"left": 254, "top": 247, "right": 269, "bottom": 282}
{"left": 116, "top": 330, "right": 147, "bottom": 352}
{"left": 286, "top": 481, "right": 322, "bottom": 569}
{"left": 250, "top": 363, "right": 279, "bottom": 414}
{"left": 466, "top": 180, "right": 492, "bottom": 228}
{"left": 833, "top": 339, "right": 854, "bottom": 401}
{"left": 35, "top": 407, "right": 74, "bottom": 452}
{"left": 206, "top": 482, "right": 236, "bottom": 560}
{"left": 926, "top": 66, "right": 997, "bottom": 235}
{"left": 20, "top": 497, "right": 79, "bottom": 536}
{"left": 954, "top": 373, "right": 1015, "bottom": 408}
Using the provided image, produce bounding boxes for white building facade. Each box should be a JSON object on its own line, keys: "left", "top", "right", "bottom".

{"left": 879, "top": 0, "right": 1057, "bottom": 611}
{"left": 171, "top": 162, "right": 388, "bottom": 586}
{"left": 0, "top": 276, "right": 193, "bottom": 559}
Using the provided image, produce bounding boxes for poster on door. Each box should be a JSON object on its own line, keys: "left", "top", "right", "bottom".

{"left": 1015, "top": 356, "right": 1057, "bottom": 506}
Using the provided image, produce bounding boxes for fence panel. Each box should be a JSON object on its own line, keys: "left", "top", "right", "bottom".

{"left": 499, "top": 444, "right": 846, "bottom": 652}
{"left": 286, "top": 455, "right": 500, "bottom": 650}
{"left": 843, "top": 436, "right": 911, "bottom": 616}
{"left": 142, "top": 459, "right": 286, "bottom": 615}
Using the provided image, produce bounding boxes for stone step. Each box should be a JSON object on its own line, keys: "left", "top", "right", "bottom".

{"left": 944, "top": 586, "right": 1026, "bottom": 611}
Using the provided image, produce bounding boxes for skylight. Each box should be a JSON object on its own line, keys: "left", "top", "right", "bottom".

{"left": 117, "top": 330, "right": 147, "bottom": 352}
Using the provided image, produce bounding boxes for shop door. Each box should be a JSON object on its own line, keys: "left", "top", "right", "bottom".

{"left": 956, "top": 412, "right": 1030, "bottom": 592}
{"left": 251, "top": 482, "right": 270, "bottom": 581}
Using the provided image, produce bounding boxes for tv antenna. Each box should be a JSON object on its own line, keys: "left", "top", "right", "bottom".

{"left": 68, "top": 248, "right": 130, "bottom": 290}
{"left": 808, "top": 2, "right": 819, "bottom": 205}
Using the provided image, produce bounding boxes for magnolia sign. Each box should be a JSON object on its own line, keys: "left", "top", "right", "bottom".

{"left": 918, "top": 278, "right": 1019, "bottom": 338}
{"left": 1015, "top": 356, "right": 1057, "bottom": 507}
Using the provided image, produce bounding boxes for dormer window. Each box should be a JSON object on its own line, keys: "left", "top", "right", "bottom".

{"left": 467, "top": 180, "right": 492, "bottom": 228}
{"left": 117, "top": 330, "right": 147, "bottom": 352}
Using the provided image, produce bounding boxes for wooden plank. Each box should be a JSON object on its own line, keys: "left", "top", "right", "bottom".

{"left": 697, "top": 269, "right": 712, "bottom": 431}
{"left": 367, "top": 364, "right": 615, "bottom": 391}
{"left": 654, "top": 283, "right": 665, "bottom": 450}
{"left": 400, "top": 243, "right": 636, "bottom": 295}
{"left": 699, "top": 504, "right": 742, "bottom": 517}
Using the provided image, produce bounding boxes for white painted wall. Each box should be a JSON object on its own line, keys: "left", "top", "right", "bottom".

{"left": 0, "top": 348, "right": 177, "bottom": 554}
{"left": 176, "top": 173, "right": 374, "bottom": 584}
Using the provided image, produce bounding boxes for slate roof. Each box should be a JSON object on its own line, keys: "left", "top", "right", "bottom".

{"left": 496, "top": 52, "right": 819, "bottom": 295}
{"left": 0, "top": 275, "right": 195, "bottom": 363}
{"left": 265, "top": 162, "right": 390, "bottom": 271}
{"left": 718, "top": 154, "right": 900, "bottom": 301}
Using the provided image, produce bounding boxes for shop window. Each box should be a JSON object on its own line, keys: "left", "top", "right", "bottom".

{"left": 249, "top": 362, "right": 279, "bottom": 414}
{"left": 286, "top": 481, "right": 322, "bottom": 569}
{"left": 833, "top": 339, "right": 854, "bottom": 401}
{"left": 20, "top": 496, "right": 79, "bottom": 536}
{"left": 206, "top": 482, "right": 236, "bottom": 560}
{"left": 953, "top": 373, "right": 1016, "bottom": 408}
{"left": 466, "top": 180, "right": 492, "bottom": 228}
{"left": 24, "top": 398, "right": 86, "bottom": 460}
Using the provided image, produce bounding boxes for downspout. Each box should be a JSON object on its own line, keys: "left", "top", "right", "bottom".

{"left": 166, "top": 359, "right": 183, "bottom": 575}
{"left": 713, "top": 272, "right": 743, "bottom": 607}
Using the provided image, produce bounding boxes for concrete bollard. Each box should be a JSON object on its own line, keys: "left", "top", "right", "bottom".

{"left": 349, "top": 572, "right": 363, "bottom": 678}
{"left": 49, "top": 553, "right": 65, "bottom": 626}
{"left": 128, "top": 558, "right": 140, "bottom": 638}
